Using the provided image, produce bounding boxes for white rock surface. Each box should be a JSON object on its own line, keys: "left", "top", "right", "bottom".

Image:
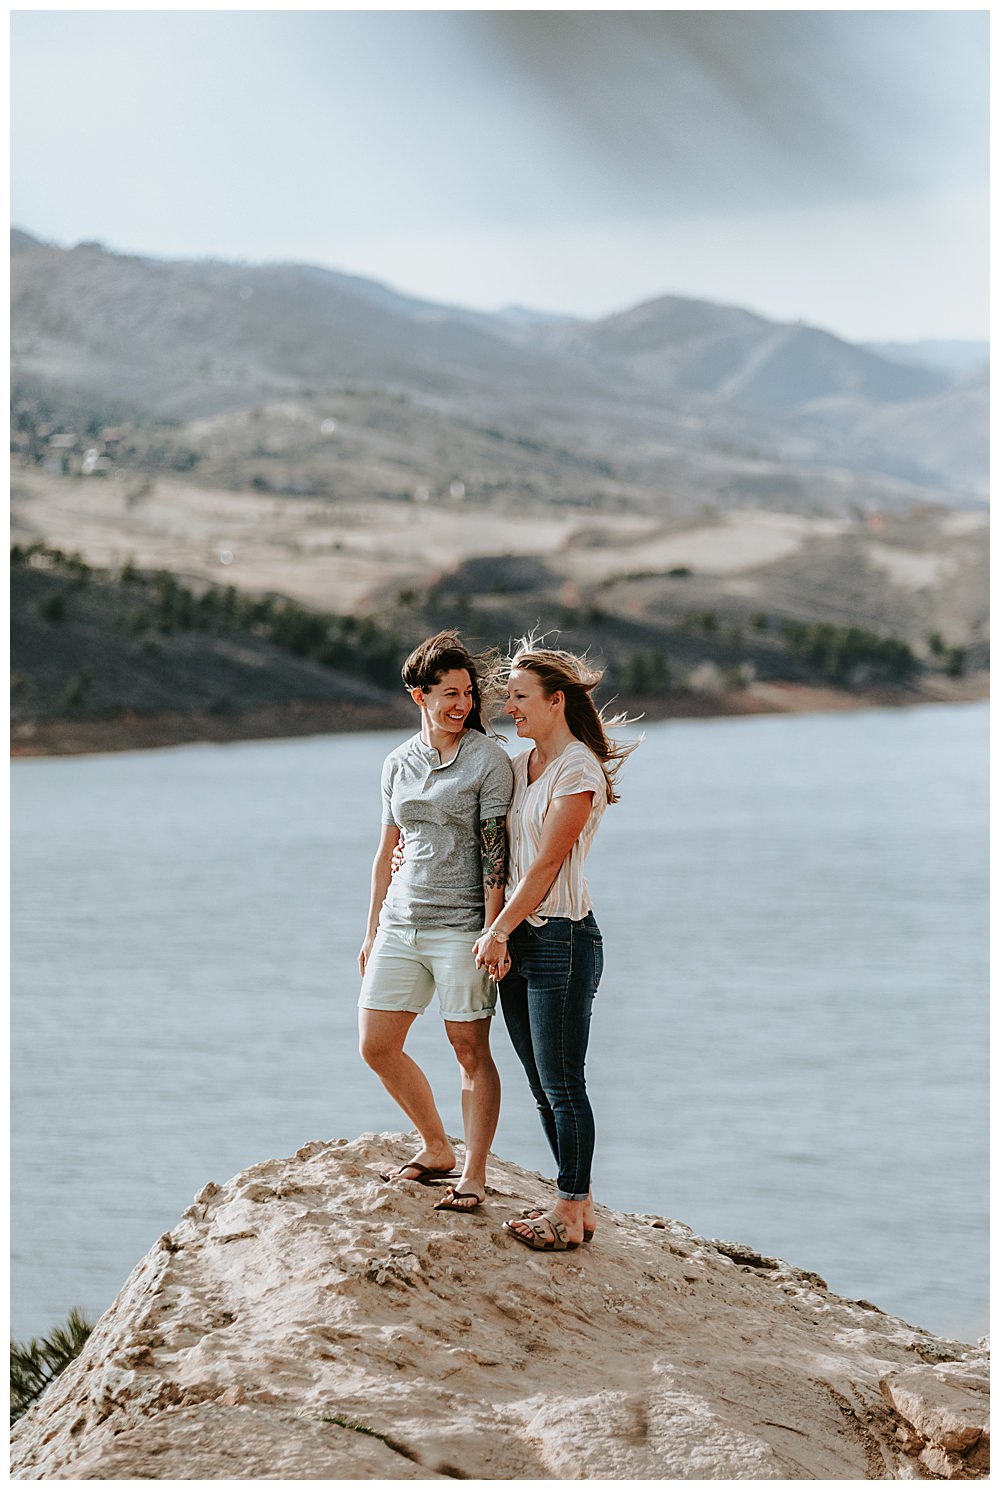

{"left": 881, "top": 1363, "right": 990, "bottom": 1479}
{"left": 10, "top": 1135, "right": 989, "bottom": 1480}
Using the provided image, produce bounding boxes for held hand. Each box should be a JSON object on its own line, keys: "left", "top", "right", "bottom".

{"left": 473, "top": 933, "right": 494, "bottom": 970}
{"left": 474, "top": 932, "right": 509, "bottom": 979}
{"left": 390, "top": 836, "right": 405, "bottom": 877}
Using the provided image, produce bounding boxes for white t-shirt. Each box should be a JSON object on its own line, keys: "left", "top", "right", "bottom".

{"left": 507, "top": 741, "right": 608, "bottom": 926}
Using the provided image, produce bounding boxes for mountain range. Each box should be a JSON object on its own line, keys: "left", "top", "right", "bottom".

{"left": 10, "top": 228, "right": 988, "bottom": 509}
{"left": 9, "top": 229, "right": 988, "bottom": 749}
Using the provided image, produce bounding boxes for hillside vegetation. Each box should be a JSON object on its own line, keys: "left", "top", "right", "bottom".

{"left": 9, "top": 232, "right": 988, "bottom": 751}
{"left": 11, "top": 542, "right": 980, "bottom": 755}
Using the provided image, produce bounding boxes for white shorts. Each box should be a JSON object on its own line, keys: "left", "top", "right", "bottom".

{"left": 359, "top": 924, "right": 495, "bottom": 1022}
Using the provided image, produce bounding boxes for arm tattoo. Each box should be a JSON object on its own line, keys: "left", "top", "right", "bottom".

{"left": 480, "top": 817, "right": 508, "bottom": 891}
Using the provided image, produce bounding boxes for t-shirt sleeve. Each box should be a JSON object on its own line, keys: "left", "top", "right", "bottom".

{"left": 380, "top": 757, "right": 397, "bottom": 827}
{"left": 551, "top": 748, "right": 606, "bottom": 802}
{"left": 479, "top": 747, "right": 514, "bottom": 820}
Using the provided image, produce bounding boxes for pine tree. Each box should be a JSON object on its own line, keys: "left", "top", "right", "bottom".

{"left": 10, "top": 1308, "right": 93, "bottom": 1425}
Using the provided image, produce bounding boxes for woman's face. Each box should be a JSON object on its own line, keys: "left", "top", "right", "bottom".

{"left": 505, "top": 666, "right": 558, "bottom": 739}
{"left": 416, "top": 668, "right": 475, "bottom": 735}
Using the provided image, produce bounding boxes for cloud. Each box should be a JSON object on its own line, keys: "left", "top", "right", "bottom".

{"left": 476, "top": 12, "right": 988, "bottom": 213}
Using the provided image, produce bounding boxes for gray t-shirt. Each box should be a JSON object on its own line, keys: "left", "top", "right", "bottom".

{"left": 379, "top": 730, "right": 514, "bottom": 931}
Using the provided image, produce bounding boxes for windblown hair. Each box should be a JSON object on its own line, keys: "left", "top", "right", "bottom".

{"left": 508, "top": 635, "right": 642, "bottom": 803}
{"left": 401, "top": 630, "right": 505, "bottom": 735}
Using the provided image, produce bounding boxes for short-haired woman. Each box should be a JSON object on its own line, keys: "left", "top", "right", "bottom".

{"left": 359, "top": 631, "right": 513, "bottom": 1213}
{"left": 473, "top": 643, "right": 638, "bottom": 1250}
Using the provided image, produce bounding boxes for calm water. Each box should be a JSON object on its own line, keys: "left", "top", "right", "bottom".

{"left": 11, "top": 703, "right": 987, "bottom": 1343}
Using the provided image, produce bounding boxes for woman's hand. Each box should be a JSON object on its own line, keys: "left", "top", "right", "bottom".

{"left": 390, "top": 835, "right": 405, "bottom": 876}
{"left": 474, "top": 932, "right": 509, "bottom": 980}
{"left": 358, "top": 935, "right": 376, "bottom": 978}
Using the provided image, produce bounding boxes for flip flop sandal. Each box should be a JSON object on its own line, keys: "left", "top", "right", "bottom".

{"left": 379, "top": 1162, "right": 459, "bottom": 1185}
{"left": 522, "top": 1206, "right": 594, "bottom": 1243}
{"left": 503, "top": 1213, "right": 579, "bottom": 1251}
{"left": 433, "top": 1187, "right": 485, "bottom": 1213}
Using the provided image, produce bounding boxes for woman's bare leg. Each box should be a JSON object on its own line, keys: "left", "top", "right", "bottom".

{"left": 359, "top": 1009, "right": 456, "bottom": 1173}
{"left": 443, "top": 1018, "right": 501, "bottom": 1205}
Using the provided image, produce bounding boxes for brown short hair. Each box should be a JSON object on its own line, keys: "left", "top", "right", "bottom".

{"left": 401, "top": 630, "right": 500, "bottom": 734}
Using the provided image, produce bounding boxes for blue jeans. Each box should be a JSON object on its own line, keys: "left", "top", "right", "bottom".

{"left": 499, "top": 912, "right": 604, "bottom": 1200}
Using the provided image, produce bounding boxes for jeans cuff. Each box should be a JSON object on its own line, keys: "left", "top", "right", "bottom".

{"left": 558, "top": 1188, "right": 590, "bottom": 1202}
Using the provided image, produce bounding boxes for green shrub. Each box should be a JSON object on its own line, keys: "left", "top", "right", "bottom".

{"left": 66, "top": 553, "right": 91, "bottom": 586}
{"left": 173, "top": 590, "right": 195, "bottom": 629}
{"left": 624, "top": 649, "right": 670, "bottom": 694}
{"left": 624, "top": 653, "right": 651, "bottom": 693}
{"left": 779, "top": 619, "right": 916, "bottom": 684}
{"left": 61, "top": 671, "right": 92, "bottom": 711}
{"left": 945, "top": 647, "right": 966, "bottom": 678}
{"left": 10, "top": 1308, "right": 93, "bottom": 1425}
{"left": 648, "top": 649, "right": 669, "bottom": 690}
{"left": 38, "top": 593, "right": 66, "bottom": 623}
{"left": 270, "top": 603, "right": 329, "bottom": 657}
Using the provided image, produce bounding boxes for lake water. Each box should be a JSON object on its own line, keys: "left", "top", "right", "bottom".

{"left": 11, "top": 702, "right": 988, "bottom": 1344}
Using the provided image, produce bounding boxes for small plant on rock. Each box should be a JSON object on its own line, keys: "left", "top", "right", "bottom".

{"left": 10, "top": 1308, "right": 93, "bottom": 1425}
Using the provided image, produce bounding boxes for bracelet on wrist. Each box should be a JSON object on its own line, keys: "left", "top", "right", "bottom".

{"left": 487, "top": 927, "right": 509, "bottom": 944}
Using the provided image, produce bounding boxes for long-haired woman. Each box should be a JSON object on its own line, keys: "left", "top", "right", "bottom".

{"left": 359, "top": 631, "right": 513, "bottom": 1213}
{"left": 473, "top": 642, "right": 639, "bottom": 1249}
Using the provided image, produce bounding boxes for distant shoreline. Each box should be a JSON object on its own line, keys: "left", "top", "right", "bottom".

{"left": 10, "top": 673, "right": 988, "bottom": 758}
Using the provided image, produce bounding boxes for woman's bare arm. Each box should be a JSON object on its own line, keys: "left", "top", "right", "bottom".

{"left": 495, "top": 792, "right": 592, "bottom": 933}
{"left": 473, "top": 792, "right": 593, "bottom": 968}
{"left": 359, "top": 823, "right": 402, "bottom": 974}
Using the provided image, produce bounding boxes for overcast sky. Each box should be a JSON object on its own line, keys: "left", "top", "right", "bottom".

{"left": 10, "top": 9, "right": 989, "bottom": 342}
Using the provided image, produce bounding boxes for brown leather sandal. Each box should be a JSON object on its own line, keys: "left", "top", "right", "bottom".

{"left": 503, "top": 1213, "right": 579, "bottom": 1251}
{"left": 522, "top": 1206, "right": 594, "bottom": 1243}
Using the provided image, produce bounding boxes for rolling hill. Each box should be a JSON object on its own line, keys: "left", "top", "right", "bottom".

{"left": 11, "top": 231, "right": 987, "bottom": 503}
{"left": 9, "top": 231, "right": 988, "bottom": 751}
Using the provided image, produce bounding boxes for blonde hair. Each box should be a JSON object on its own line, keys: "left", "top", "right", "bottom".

{"left": 507, "top": 635, "right": 642, "bottom": 802}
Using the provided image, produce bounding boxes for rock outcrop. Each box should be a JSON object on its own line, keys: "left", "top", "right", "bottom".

{"left": 11, "top": 1135, "right": 989, "bottom": 1480}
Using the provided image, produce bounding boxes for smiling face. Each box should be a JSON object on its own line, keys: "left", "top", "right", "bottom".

{"left": 413, "top": 667, "right": 475, "bottom": 736}
{"left": 505, "top": 666, "right": 562, "bottom": 739}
